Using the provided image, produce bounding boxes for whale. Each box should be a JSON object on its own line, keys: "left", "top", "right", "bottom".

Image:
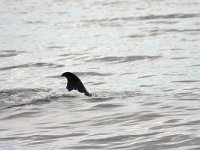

{"left": 61, "top": 72, "right": 92, "bottom": 97}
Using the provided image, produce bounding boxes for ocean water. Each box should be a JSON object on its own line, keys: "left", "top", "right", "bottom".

{"left": 0, "top": 0, "right": 200, "bottom": 149}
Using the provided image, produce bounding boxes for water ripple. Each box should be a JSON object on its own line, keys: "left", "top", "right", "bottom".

{"left": 82, "top": 13, "right": 200, "bottom": 24}
{"left": 0, "top": 50, "right": 26, "bottom": 58}
{"left": 0, "top": 63, "right": 64, "bottom": 71}
{"left": 86, "top": 55, "right": 161, "bottom": 63}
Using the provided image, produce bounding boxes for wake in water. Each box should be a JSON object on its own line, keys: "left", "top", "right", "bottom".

{"left": 0, "top": 87, "right": 142, "bottom": 110}
{"left": 0, "top": 88, "right": 73, "bottom": 109}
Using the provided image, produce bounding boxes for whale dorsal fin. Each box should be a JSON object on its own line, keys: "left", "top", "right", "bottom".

{"left": 61, "top": 72, "right": 91, "bottom": 97}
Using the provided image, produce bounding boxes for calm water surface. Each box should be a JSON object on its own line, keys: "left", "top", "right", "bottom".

{"left": 0, "top": 0, "right": 200, "bottom": 149}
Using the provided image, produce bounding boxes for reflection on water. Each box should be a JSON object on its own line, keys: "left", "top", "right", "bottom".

{"left": 0, "top": 0, "right": 200, "bottom": 149}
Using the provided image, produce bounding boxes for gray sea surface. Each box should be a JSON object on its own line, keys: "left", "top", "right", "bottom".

{"left": 0, "top": 0, "right": 200, "bottom": 149}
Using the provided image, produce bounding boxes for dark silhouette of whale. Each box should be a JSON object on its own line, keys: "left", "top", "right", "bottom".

{"left": 61, "top": 72, "right": 92, "bottom": 97}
